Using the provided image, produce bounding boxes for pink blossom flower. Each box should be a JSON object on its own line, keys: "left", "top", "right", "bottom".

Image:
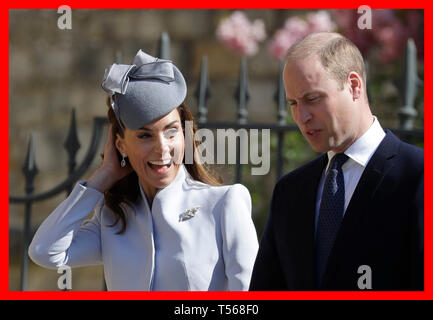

{"left": 371, "top": 9, "right": 396, "bottom": 28}
{"left": 268, "top": 29, "right": 296, "bottom": 61}
{"left": 216, "top": 11, "right": 266, "bottom": 57}
{"left": 374, "top": 21, "right": 408, "bottom": 63}
{"left": 268, "top": 10, "right": 336, "bottom": 60}
{"left": 332, "top": 9, "right": 356, "bottom": 30}
{"left": 307, "top": 10, "right": 336, "bottom": 33}
{"left": 283, "top": 16, "right": 309, "bottom": 38}
{"left": 331, "top": 9, "right": 423, "bottom": 63}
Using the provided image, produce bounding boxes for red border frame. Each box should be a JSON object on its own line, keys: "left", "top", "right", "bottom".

{"left": 5, "top": 2, "right": 431, "bottom": 300}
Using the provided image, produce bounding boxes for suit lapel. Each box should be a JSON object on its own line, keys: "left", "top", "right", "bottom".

{"left": 342, "top": 131, "right": 399, "bottom": 231}
{"left": 322, "top": 131, "right": 399, "bottom": 287}
{"left": 289, "top": 154, "right": 327, "bottom": 289}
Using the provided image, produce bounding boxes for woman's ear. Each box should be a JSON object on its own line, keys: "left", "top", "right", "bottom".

{"left": 115, "top": 133, "right": 125, "bottom": 154}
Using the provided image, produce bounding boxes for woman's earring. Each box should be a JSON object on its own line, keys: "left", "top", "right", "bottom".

{"left": 121, "top": 153, "right": 127, "bottom": 168}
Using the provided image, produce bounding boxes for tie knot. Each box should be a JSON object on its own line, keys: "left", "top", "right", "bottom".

{"left": 330, "top": 153, "right": 349, "bottom": 170}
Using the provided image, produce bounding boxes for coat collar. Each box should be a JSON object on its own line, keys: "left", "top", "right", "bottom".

{"left": 138, "top": 164, "right": 188, "bottom": 212}
{"left": 135, "top": 164, "right": 188, "bottom": 290}
{"left": 340, "top": 129, "right": 399, "bottom": 223}
{"left": 326, "top": 116, "right": 386, "bottom": 170}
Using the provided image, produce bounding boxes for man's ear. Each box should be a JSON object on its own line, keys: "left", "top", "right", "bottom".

{"left": 348, "top": 71, "right": 362, "bottom": 101}
{"left": 115, "top": 133, "right": 125, "bottom": 154}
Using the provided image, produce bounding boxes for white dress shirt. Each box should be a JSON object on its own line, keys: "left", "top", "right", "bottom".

{"left": 315, "top": 117, "right": 386, "bottom": 233}
{"left": 28, "top": 165, "right": 259, "bottom": 291}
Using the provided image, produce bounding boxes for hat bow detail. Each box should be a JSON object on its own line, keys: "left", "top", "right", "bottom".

{"left": 101, "top": 50, "right": 175, "bottom": 96}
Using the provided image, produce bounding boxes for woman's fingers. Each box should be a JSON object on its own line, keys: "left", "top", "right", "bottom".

{"left": 103, "top": 125, "right": 132, "bottom": 176}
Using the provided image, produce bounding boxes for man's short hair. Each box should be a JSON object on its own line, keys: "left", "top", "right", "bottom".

{"left": 285, "top": 32, "right": 367, "bottom": 91}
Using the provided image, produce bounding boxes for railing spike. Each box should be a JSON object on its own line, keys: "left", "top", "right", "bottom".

{"left": 195, "top": 56, "right": 211, "bottom": 123}
{"left": 20, "top": 133, "right": 38, "bottom": 291}
{"left": 158, "top": 31, "right": 170, "bottom": 60}
{"left": 234, "top": 57, "right": 249, "bottom": 125}
{"left": 397, "top": 38, "right": 421, "bottom": 130}
{"left": 364, "top": 60, "right": 373, "bottom": 105}
{"left": 64, "top": 108, "right": 81, "bottom": 176}
{"left": 274, "top": 60, "right": 287, "bottom": 125}
{"left": 22, "top": 133, "right": 38, "bottom": 194}
{"left": 274, "top": 60, "right": 287, "bottom": 180}
{"left": 115, "top": 50, "right": 122, "bottom": 64}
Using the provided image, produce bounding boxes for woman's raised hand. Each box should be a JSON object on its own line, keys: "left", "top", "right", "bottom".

{"left": 87, "top": 125, "right": 133, "bottom": 192}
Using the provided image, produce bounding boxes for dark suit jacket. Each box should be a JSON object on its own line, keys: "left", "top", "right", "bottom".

{"left": 249, "top": 130, "right": 424, "bottom": 290}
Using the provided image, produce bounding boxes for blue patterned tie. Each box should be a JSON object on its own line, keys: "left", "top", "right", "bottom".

{"left": 315, "top": 153, "right": 349, "bottom": 286}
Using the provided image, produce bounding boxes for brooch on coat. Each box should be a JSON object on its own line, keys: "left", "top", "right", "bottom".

{"left": 179, "top": 206, "right": 201, "bottom": 222}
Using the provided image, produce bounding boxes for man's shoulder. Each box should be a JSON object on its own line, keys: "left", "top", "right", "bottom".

{"left": 383, "top": 130, "right": 424, "bottom": 167}
{"left": 397, "top": 138, "right": 423, "bottom": 162}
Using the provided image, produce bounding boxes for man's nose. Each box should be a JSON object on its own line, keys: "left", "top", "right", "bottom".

{"left": 299, "top": 104, "right": 312, "bottom": 124}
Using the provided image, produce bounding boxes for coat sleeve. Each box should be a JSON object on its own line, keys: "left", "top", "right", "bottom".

{"left": 249, "top": 181, "right": 288, "bottom": 290}
{"left": 220, "top": 184, "right": 259, "bottom": 291}
{"left": 409, "top": 172, "right": 424, "bottom": 290}
{"left": 28, "top": 181, "right": 104, "bottom": 270}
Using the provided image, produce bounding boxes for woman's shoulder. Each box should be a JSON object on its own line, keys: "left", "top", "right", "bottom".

{"left": 184, "top": 176, "right": 250, "bottom": 199}
{"left": 220, "top": 183, "right": 251, "bottom": 204}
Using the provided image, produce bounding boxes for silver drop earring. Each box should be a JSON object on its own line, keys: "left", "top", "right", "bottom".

{"left": 121, "top": 153, "right": 127, "bottom": 168}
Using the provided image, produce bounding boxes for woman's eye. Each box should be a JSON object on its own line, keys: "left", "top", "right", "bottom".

{"left": 165, "top": 128, "right": 179, "bottom": 138}
{"left": 137, "top": 133, "right": 151, "bottom": 139}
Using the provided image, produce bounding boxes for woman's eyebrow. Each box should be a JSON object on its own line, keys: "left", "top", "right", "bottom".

{"left": 164, "top": 120, "right": 180, "bottom": 129}
{"left": 137, "top": 120, "right": 179, "bottom": 132}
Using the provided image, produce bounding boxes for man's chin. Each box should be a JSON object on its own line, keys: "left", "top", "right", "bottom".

{"left": 309, "top": 143, "right": 329, "bottom": 153}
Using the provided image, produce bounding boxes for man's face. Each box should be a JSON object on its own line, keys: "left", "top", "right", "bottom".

{"left": 283, "top": 55, "right": 359, "bottom": 153}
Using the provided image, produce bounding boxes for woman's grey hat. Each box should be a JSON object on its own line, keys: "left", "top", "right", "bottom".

{"left": 101, "top": 50, "right": 187, "bottom": 130}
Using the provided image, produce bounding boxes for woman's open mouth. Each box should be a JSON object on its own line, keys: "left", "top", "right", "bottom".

{"left": 147, "top": 159, "right": 173, "bottom": 174}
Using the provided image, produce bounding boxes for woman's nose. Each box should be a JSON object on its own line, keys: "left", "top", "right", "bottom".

{"left": 154, "top": 134, "right": 171, "bottom": 155}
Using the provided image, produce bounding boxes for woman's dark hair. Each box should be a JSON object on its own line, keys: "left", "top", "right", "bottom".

{"left": 104, "top": 97, "right": 222, "bottom": 234}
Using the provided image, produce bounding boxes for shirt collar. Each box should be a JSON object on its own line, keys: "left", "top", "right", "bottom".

{"left": 327, "top": 116, "right": 386, "bottom": 168}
